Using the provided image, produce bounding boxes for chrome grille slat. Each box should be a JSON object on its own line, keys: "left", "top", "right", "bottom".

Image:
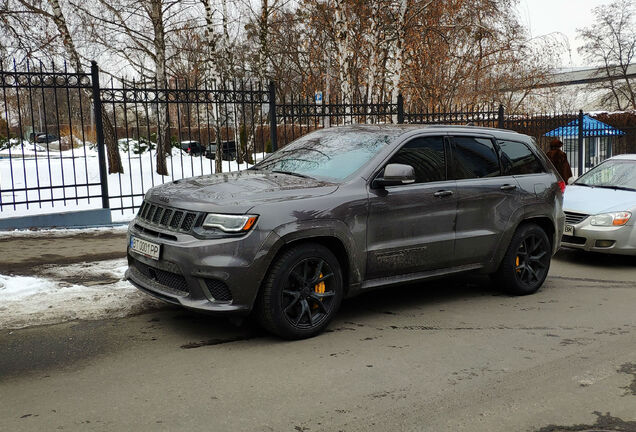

{"left": 564, "top": 211, "right": 589, "bottom": 225}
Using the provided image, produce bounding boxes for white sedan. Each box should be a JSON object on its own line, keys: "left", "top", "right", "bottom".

{"left": 562, "top": 154, "right": 636, "bottom": 255}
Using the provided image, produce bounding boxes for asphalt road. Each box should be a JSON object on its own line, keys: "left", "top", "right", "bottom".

{"left": 1, "top": 233, "right": 635, "bottom": 432}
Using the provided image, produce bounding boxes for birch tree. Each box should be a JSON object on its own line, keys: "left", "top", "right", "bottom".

{"left": 72, "top": 0, "right": 198, "bottom": 175}
{"left": 3, "top": 0, "right": 124, "bottom": 173}
{"left": 366, "top": 0, "right": 385, "bottom": 106}
{"left": 333, "top": 0, "right": 353, "bottom": 105}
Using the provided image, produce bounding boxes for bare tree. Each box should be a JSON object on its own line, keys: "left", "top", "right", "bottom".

{"left": 2, "top": 0, "right": 124, "bottom": 172}
{"left": 578, "top": 0, "right": 636, "bottom": 110}
{"left": 72, "top": 0, "right": 200, "bottom": 175}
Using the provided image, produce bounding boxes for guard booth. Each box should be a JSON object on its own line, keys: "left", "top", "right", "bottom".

{"left": 545, "top": 115, "right": 626, "bottom": 177}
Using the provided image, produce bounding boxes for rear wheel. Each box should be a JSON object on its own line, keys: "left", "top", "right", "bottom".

{"left": 493, "top": 223, "right": 551, "bottom": 295}
{"left": 256, "top": 243, "right": 344, "bottom": 339}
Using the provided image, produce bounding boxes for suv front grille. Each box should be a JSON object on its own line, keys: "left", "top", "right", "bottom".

{"left": 130, "top": 257, "right": 190, "bottom": 294}
{"left": 137, "top": 201, "right": 199, "bottom": 233}
{"left": 564, "top": 211, "right": 589, "bottom": 225}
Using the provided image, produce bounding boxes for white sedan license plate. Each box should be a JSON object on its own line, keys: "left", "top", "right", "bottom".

{"left": 130, "top": 236, "right": 160, "bottom": 260}
{"left": 564, "top": 224, "right": 574, "bottom": 235}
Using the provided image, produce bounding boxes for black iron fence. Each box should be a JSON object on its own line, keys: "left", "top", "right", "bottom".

{"left": 1, "top": 61, "right": 634, "bottom": 220}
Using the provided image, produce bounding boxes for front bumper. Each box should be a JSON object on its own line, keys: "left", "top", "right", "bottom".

{"left": 561, "top": 218, "right": 636, "bottom": 255}
{"left": 125, "top": 220, "right": 279, "bottom": 314}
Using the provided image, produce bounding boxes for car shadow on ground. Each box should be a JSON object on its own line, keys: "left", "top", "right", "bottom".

{"left": 160, "top": 273, "right": 502, "bottom": 346}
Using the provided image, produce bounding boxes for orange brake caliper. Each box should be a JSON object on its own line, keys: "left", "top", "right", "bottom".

{"left": 313, "top": 273, "right": 325, "bottom": 309}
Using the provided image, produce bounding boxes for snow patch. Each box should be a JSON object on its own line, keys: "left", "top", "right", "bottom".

{"left": 0, "top": 259, "right": 165, "bottom": 330}
{"left": 0, "top": 224, "right": 129, "bottom": 239}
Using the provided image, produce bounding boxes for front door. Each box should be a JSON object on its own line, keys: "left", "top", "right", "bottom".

{"left": 366, "top": 135, "right": 457, "bottom": 279}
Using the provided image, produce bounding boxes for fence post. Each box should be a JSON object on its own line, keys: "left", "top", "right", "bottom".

{"left": 498, "top": 105, "right": 505, "bottom": 129}
{"left": 397, "top": 94, "right": 404, "bottom": 124}
{"left": 268, "top": 81, "right": 278, "bottom": 151}
{"left": 577, "top": 109, "right": 584, "bottom": 176}
{"left": 91, "top": 61, "right": 109, "bottom": 209}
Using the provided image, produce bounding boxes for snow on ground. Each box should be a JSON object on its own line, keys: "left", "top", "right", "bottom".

{"left": 1, "top": 140, "right": 266, "bottom": 222}
{"left": 0, "top": 224, "right": 128, "bottom": 239}
{"left": 0, "top": 259, "right": 164, "bottom": 330}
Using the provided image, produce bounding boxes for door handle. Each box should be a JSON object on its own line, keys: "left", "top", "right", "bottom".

{"left": 500, "top": 184, "right": 517, "bottom": 191}
{"left": 433, "top": 190, "right": 454, "bottom": 198}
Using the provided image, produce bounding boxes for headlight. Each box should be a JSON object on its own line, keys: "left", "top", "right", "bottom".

{"left": 202, "top": 213, "right": 258, "bottom": 232}
{"left": 589, "top": 211, "right": 631, "bottom": 226}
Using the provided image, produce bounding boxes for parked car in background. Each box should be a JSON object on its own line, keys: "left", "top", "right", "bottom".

{"left": 126, "top": 125, "right": 564, "bottom": 339}
{"left": 205, "top": 140, "right": 237, "bottom": 161}
{"left": 34, "top": 133, "right": 58, "bottom": 144}
{"left": 180, "top": 140, "right": 204, "bottom": 156}
{"left": 562, "top": 154, "right": 636, "bottom": 255}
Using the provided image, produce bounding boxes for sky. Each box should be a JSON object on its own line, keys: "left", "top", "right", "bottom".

{"left": 516, "top": 0, "right": 616, "bottom": 68}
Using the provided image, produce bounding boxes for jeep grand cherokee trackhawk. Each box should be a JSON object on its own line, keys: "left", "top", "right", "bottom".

{"left": 126, "top": 125, "right": 565, "bottom": 339}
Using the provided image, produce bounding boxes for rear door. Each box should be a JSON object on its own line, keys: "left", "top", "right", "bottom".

{"left": 366, "top": 135, "right": 457, "bottom": 279}
{"left": 498, "top": 138, "right": 550, "bottom": 208}
{"left": 449, "top": 134, "right": 521, "bottom": 266}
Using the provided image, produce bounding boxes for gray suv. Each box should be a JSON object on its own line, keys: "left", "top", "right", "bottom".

{"left": 126, "top": 125, "right": 565, "bottom": 339}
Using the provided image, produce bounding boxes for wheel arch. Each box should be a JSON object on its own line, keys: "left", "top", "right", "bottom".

{"left": 489, "top": 215, "right": 557, "bottom": 273}
{"left": 521, "top": 216, "right": 556, "bottom": 250}
{"left": 268, "top": 235, "right": 352, "bottom": 296}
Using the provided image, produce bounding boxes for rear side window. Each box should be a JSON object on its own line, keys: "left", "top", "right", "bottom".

{"left": 387, "top": 136, "right": 446, "bottom": 183}
{"left": 498, "top": 140, "right": 544, "bottom": 175}
{"left": 451, "top": 136, "right": 500, "bottom": 179}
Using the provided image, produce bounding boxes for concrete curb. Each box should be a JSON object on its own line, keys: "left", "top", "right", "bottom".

{"left": 0, "top": 208, "right": 113, "bottom": 231}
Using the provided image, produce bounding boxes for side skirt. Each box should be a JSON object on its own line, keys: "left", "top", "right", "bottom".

{"left": 359, "top": 263, "right": 483, "bottom": 291}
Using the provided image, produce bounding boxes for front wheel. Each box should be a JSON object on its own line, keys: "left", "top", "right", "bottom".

{"left": 493, "top": 223, "right": 552, "bottom": 295}
{"left": 256, "top": 243, "right": 344, "bottom": 339}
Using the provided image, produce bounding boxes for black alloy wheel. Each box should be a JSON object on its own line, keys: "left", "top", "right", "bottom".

{"left": 257, "top": 243, "right": 344, "bottom": 339}
{"left": 282, "top": 258, "right": 336, "bottom": 329}
{"left": 494, "top": 223, "right": 552, "bottom": 295}
{"left": 513, "top": 233, "right": 550, "bottom": 287}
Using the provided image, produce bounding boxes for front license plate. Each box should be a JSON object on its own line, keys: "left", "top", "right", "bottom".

{"left": 130, "top": 236, "right": 160, "bottom": 260}
{"left": 564, "top": 224, "right": 574, "bottom": 235}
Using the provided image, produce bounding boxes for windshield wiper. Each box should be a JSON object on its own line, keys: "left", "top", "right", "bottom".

{"left": 271, "top": 170, "right": 311, "bottom": 179}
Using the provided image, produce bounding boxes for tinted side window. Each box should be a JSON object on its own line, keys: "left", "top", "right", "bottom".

{"left": 498, "top": 140, "right": 544, "bottom": 175}
{"left": 387, "top": 136, "right": 446, "bottom": 183}
{"left": 451, "top": 136, "right": 500, "bottom": 179}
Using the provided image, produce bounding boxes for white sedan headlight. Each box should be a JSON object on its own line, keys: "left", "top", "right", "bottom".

{"left": 202, "top": 213, "right": 258, "bottom": 232}
{"left": 589, "top": 211, "right": 631, "bottom": 226}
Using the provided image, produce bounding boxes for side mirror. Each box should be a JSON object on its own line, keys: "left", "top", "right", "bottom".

{"left": 372, "top": 163, "right": 416, "bottom": 188}
{"left": 567, "top": 176, "right": 576, "bottom": 185}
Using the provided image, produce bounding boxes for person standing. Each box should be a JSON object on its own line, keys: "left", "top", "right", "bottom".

{"left": 546, "top": 138, "right": 573, "bottom": 182}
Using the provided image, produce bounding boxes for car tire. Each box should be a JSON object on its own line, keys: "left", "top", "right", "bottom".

{"left": 256, "top": 243, "right": 344, "bottom": 339}
{"left": 493, "top": 223, "right": 551, "bottom": 295}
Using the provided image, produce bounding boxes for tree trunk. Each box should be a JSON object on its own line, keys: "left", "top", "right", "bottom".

{"left": 258, "top": 0, "right": 271, "bottom": 80}
{"left": 388, "top": 0, "right": 408, "bottom": 123}
{"left": 334, "top": 0, "right": 353, "bottom": 107}
{"left": 201, "top": 0, "right": 219, "bottom": 83}
{"left": 366, "top": 0, "right": 383, "bottom": 120}
{"left": 150, "top": 0, "right": 169, "bottom": 176}
{"left": 47, "top": 0, "right": 123, "bottom": 173}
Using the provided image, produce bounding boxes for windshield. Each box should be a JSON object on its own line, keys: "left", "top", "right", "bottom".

{"left": 252, "top": 129, "right": 394, "bottom": 181}
{"left": 575, "top": 159, "right": 636, "bottom": 191}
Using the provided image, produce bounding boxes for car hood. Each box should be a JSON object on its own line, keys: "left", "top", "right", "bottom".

{"left": 564, "top": 184, "right": 636, "bottom": 214}
{"left": 145, "top": 170, "right": 339, "bottom": 213}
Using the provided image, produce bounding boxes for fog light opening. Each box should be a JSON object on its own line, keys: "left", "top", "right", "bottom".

{"left": 594, "top": 240, "right": 615, "bottom": 248}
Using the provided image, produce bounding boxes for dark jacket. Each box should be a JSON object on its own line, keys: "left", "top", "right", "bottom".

{"left": 546, "top": 148, "right": 573, "bottom": 181}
